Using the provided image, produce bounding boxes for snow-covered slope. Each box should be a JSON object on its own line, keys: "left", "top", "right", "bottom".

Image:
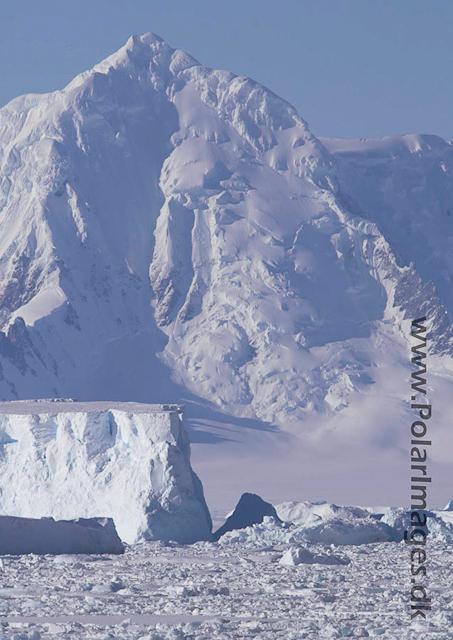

{"left": 0, "top": 401, "right": 212, "bottom": 544}
{"left": 0, "top": 32, "right": 452, "bottom": 509}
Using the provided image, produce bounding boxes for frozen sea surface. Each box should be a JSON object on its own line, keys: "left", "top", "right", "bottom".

{"left": 0, "top": 540, "right": 451, "bottom": 638}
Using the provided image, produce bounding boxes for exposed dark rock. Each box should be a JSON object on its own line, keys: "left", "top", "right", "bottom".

{"left": 213, "top": 492, "right": 281, "bottom": 541}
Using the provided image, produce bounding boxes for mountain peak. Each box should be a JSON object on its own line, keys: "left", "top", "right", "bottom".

{"left": 0, "top": 33, "right": 452, "bottom": 489}
{"left": 132, "top": 31, "right": 165, "bottom": 45}
{"left": 91, "top": 31, "right": 173, "bottom": 74}
{"left": 123, "top": 31, "right": 169, "bottom": 55}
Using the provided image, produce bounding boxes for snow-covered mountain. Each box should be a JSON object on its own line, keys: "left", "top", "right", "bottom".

{"left": 0, "top": 32, "right": 452, "bottom": 509}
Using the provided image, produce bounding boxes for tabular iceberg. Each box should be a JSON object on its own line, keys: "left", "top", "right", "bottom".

{"left": 0, "top": 400, "right": 212, "bottom": 544}
{"left": 0, "top": 515, "right": 124, "bottom": 555}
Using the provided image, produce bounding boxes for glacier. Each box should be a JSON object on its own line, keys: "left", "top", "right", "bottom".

{"left": 0, "top": 32, "right": 452, "bottom": 511}
{"left": 0, "top": 400, "right": 212, "bottom": 544}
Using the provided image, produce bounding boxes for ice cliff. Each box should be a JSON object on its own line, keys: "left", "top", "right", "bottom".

{"left": 0, "top": 400, "right": 212, "bottom": 544}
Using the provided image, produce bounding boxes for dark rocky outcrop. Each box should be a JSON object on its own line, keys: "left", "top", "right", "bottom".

{"left": 213, "top": 492, "right": 281, "bottom": 541}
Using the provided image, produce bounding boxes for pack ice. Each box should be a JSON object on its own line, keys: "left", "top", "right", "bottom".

{"left": 216, "top": 499, "right": 453, "bottom": 546}
{"left": 0, "top": 400, "right": 212, "bottom": 544}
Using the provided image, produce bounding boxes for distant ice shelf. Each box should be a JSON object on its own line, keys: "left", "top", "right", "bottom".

{"left": 0, "top": 400, "right": 212, "bottom": 544}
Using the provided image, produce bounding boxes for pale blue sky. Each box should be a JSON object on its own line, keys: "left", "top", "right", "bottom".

{"left": 1, "top": 0, "right": 452, "bottom": 140}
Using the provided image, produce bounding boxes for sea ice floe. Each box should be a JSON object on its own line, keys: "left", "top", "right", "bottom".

{"left": 0, "top": 515, "right": 124, "bottom": 555}
{"left": 279, "top": 546, "right": 349, "bottom": 566}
